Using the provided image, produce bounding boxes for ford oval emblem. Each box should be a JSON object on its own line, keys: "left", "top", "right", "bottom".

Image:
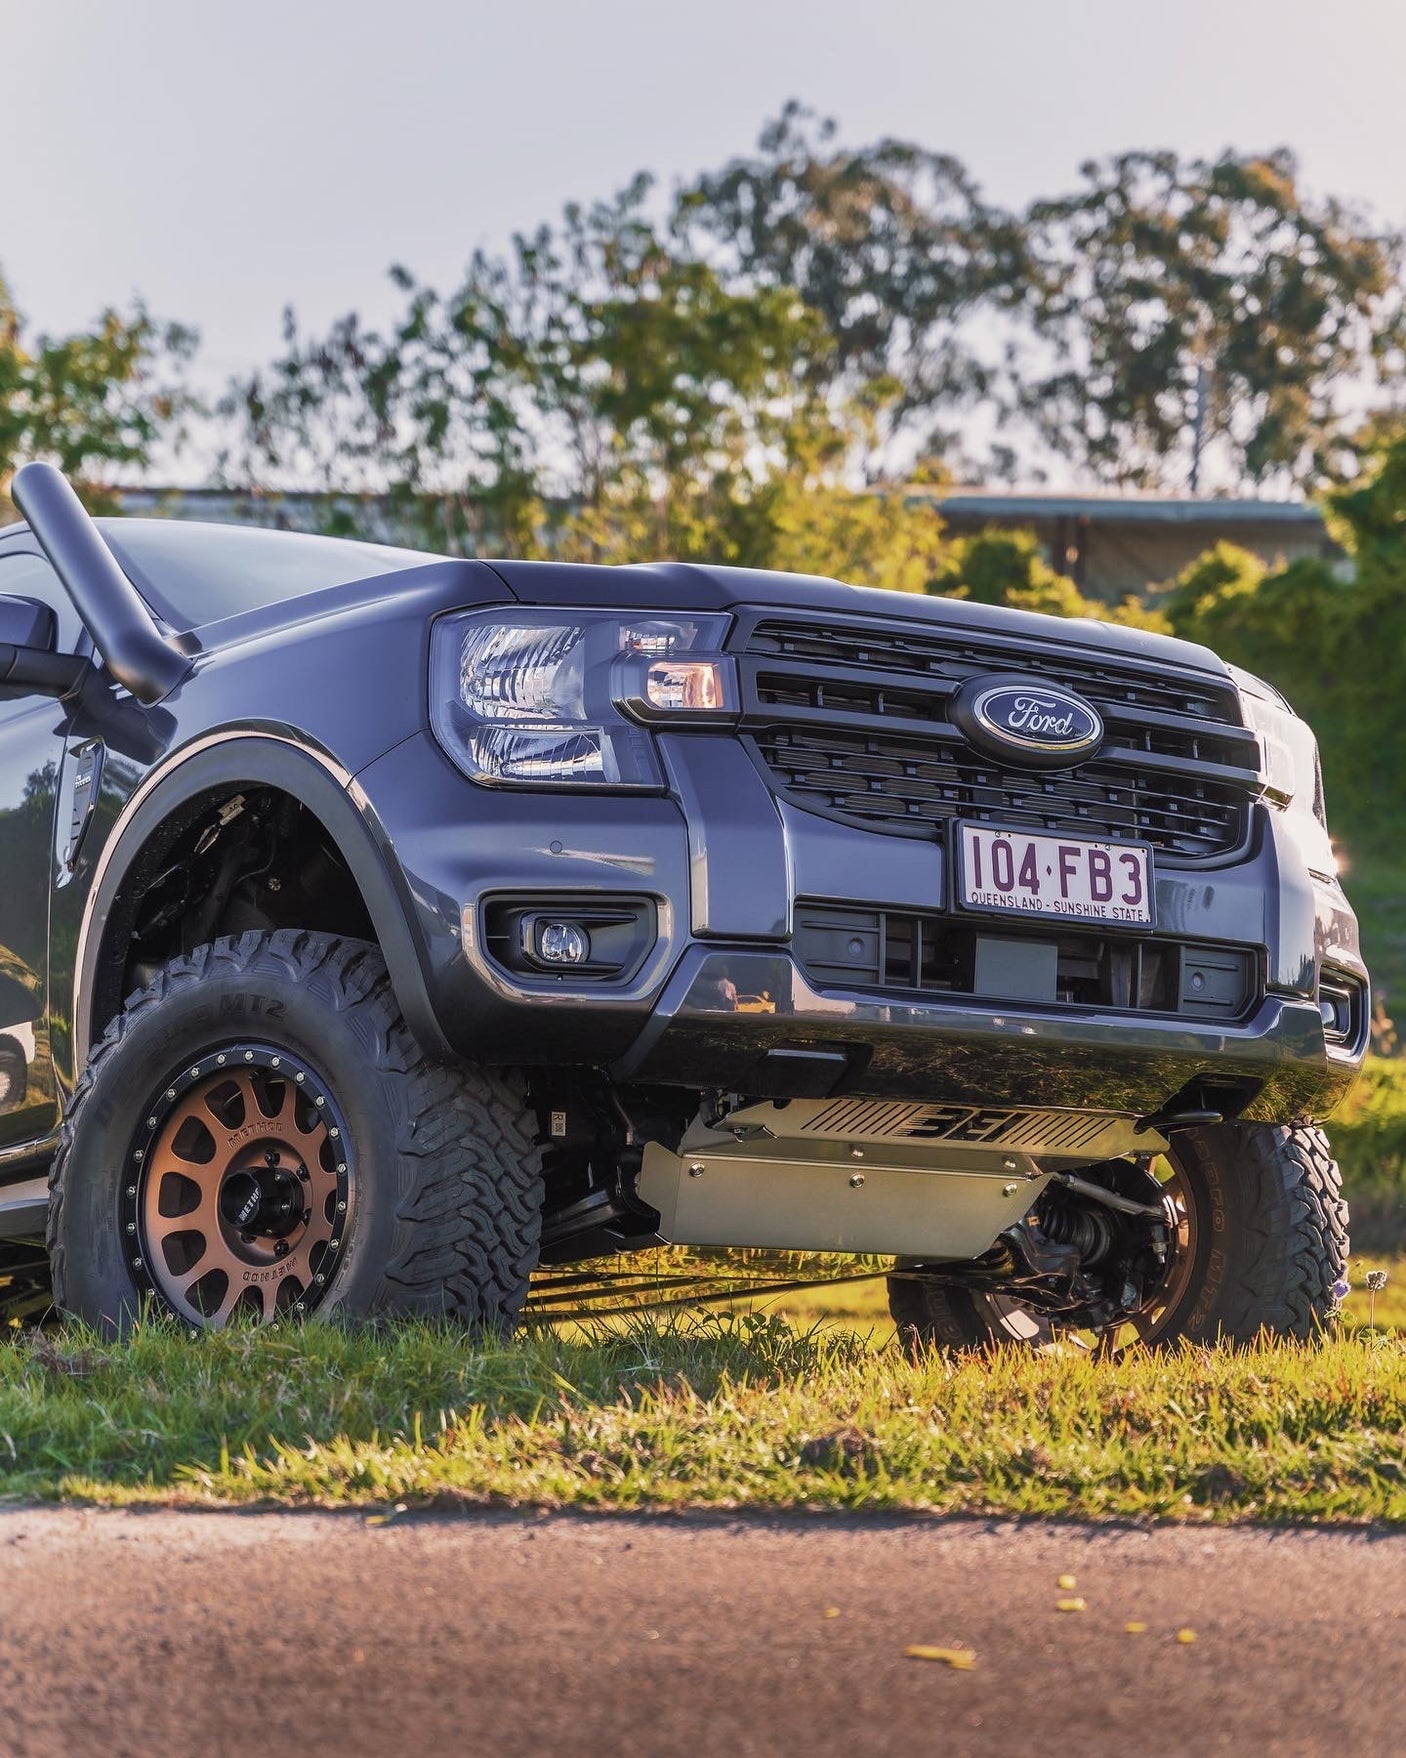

{"left": 951, "top": 674, "right": 1104, "bottom": 768}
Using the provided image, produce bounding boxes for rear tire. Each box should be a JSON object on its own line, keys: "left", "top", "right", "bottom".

{"left": 890, "top": 1122, "right": 1348, "bottom": 1352}
{"left": 50, "top": 931, "right": 545, "bottom": 1334}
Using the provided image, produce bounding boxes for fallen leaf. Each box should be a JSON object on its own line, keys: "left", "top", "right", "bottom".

{"left": 1057, "top": 1574, "right": 1077, "bottom": 1590}
{"left": 1176, "top": 1628, "right": 1197, "bottom": 1645}
{"left": 1125, "top": 1622, "right": 1147, "bottom": 1634}
{"left": 824, "top": 1608, "right": 841, "bottom": 1619}
{"left": 905, "top": 1646, "right": 977, "bottom": 1670}
{"left": 1056, "top": 1597, "right": 1087, "bottom": 1613}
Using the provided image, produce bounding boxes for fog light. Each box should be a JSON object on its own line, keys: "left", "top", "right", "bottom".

{"left": 535, "top": 920, "right": 591, "bottom": 966}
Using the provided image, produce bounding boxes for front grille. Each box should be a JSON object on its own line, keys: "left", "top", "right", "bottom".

{"left": 794, "top": 901, "right": 1259, "bottom": 1023}
{"left": 741, "top": 613, "right": 1261, "bottom": 862}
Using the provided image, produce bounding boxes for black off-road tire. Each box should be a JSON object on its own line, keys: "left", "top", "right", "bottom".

{"left": 50, "top": 930, "right": 544, "bottom": 1334}
{"left": 889, "top": 1122, "right": 1349, "bottom": 1352}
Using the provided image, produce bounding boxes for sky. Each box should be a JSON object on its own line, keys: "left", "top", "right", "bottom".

{"left": 5, "top": 0, "right": 1406, "bottom": 393}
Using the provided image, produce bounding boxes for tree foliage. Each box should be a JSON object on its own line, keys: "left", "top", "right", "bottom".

{"left": 677, "top": 101, "right": 1023, "bottom": 469}
{"left": 0, "top": 270, "right": 196, "bottom": 513}
{"left": 1163, "top": 429, "right": 1406, "bottom": 835}
{"left": 221, "top": 115, "right": 1406, "bottom": 521}
{"left": 930, "top": 528, "right": 1166, "bottom": 629}
{"left": 1022, "top": 149, "right": 1405, "bottom": 493}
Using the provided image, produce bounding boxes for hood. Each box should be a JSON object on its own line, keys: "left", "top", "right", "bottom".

{"left": 484, "top": 558, "right": 1231, "bottom": 679}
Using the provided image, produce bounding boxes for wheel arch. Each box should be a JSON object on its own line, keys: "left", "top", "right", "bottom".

{"left": 75, "top": 733, "right": 453, "bottom": 1071}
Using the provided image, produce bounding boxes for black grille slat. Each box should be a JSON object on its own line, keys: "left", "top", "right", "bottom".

{"left": 748, "top": 618, "right": 1241, "bottom": 723}
{"left": 754, "top": 724, "right": 1244, "bottom": 857}
{"left": 742, "top": 614, "right": 1255, "bottom": 862}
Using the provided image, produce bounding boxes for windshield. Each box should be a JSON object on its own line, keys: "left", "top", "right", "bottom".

{"left": 98, "top": 518, "right": 442, "bottom": 630}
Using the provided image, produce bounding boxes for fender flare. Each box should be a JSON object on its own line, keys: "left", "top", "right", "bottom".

{"left": 74, "top": 733, "right": 453, "bottom": 1070}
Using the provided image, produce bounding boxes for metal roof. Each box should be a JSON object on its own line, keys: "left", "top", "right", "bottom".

{"left": 910, "top": 489, "right": 1324, "bottom": 528}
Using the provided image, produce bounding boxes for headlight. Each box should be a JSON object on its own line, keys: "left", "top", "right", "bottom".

{"left": 1232, "top": 671, "right": 1325, "bottom": 824}
{"left": 1231, "top": 666, "right": 1337, "bottom": 876}
{"left": 430, "top": 610, "right": 737, "bottom": 788}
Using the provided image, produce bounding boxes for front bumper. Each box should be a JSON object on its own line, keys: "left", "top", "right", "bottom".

{"left": 353, "top": 731, "right": 1367, "bottom": 1123}
{"left": 615, "top": 945, "right": 1350, "bottom": 1120}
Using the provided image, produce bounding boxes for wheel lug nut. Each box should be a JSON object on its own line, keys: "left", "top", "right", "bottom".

{"left": 296, "top": 1166, "right": 309, "bottom": 1183}
{"left": 240, "top": 1232, "right": 256, "bottom": 1245}
{"left": 275, "top": 1240, "right": 290, "bottom": 1258}
{"left": 265, "top": 1150, "right": 279, "bottom": 1167}
{"left": 301, "top": 1209, "right": 311, "bottom": 1225}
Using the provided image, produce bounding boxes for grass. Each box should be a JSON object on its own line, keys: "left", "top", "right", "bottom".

{"left": 0, "top": 1257, "right": 1400, "bottom": 1522}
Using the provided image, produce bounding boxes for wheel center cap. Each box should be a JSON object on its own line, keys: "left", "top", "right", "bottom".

{"left": 220, "top": 1164, "right": 304, "bottom": 1239}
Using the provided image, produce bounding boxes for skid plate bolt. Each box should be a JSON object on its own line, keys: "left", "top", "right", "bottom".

{"left": 688, "top": 1162, "right": 706, "bottom": 1178}
{"left": 849, "top": 1172, "right": 866, "bottom": 1189}
{"left": 850, "top": 1146, "right": 864, "bottom": 1160}
{"left": 1002, "top": 1157, "right": 1018, "bottom": 1172}
{"left": 1002, "top": 1182, "right": 1019, "bottom": 1197}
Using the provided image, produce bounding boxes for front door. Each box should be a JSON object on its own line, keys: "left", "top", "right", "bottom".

{"left": 0, "top": 550, "right": 85, "bottom": 1149}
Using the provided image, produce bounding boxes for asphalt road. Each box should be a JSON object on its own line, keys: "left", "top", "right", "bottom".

{"left": 0, "top": 1510, "right": 1398, "bottom": 1758}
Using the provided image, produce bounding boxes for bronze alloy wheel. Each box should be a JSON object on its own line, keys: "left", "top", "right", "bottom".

{"left": 123, "top": 1044, "right": 354, "bottom": 1327}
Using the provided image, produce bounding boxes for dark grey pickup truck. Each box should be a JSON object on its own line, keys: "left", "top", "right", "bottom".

{"left": 0, "top": 461, "right": 1365, "bottom": 1347}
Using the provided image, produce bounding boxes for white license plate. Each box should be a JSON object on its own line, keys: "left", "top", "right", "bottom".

{"left": 956, "top": 824, "right": 1153, "bottom": 926}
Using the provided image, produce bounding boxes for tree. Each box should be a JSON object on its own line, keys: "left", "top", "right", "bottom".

{"left": 0, "top": 269, "right": 197, "bottom": 515}
{"left": 1162, "top": 429, "right": 1406, "bottom": 838}
{"left": 224, "top": 177, "right": 829, "bottom": 555}
{"left": 220, "top": 270, "right": 538, "bottom": 553}
{"left": 677, "top": 103, "right": 1024, "bottom": 472}
{"left": 1021, "top": 149, "right": 1406, "bottom": 494}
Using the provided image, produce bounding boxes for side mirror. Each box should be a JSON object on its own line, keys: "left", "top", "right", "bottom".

{"left": 0, "top": 596, "right": 56, "bottom": 651}
{"left": 0, "top": 595, "right": 90, "bottom": 701}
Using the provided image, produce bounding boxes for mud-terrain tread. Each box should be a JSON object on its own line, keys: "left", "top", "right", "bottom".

{"left": 1174, "top": 1122, "right": 1348, "bottom": 1343}
{"left": 888, "top": 1122, "right": 1349, "bottom": 1351}
{"left": 50, "top": 931, "right": 544, "bottom": 1328}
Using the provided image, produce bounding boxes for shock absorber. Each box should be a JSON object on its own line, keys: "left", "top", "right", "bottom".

{"left": 1039, "top": 1200, "right": 1118, "bottom": 1267}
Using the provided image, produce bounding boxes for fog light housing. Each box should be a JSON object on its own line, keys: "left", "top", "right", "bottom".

{"left": 534, "top": 920, "right": 591, "bottom": 967}
{"left": 482, "top": 897, "right": 659, "bottom": 984}
{"left": 1317, "top": 968, "right": 1366, "bottom": 1051}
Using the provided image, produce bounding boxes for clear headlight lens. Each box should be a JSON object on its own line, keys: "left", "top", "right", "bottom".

{"left": 1232, "top": 666, "right": 1337, "bottom": 875}
{"left": 1233, "top": 672, "right": 1324, "bottom": 822}
{"left": 430, "top": 610, "right": 735, "bottom": 788}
